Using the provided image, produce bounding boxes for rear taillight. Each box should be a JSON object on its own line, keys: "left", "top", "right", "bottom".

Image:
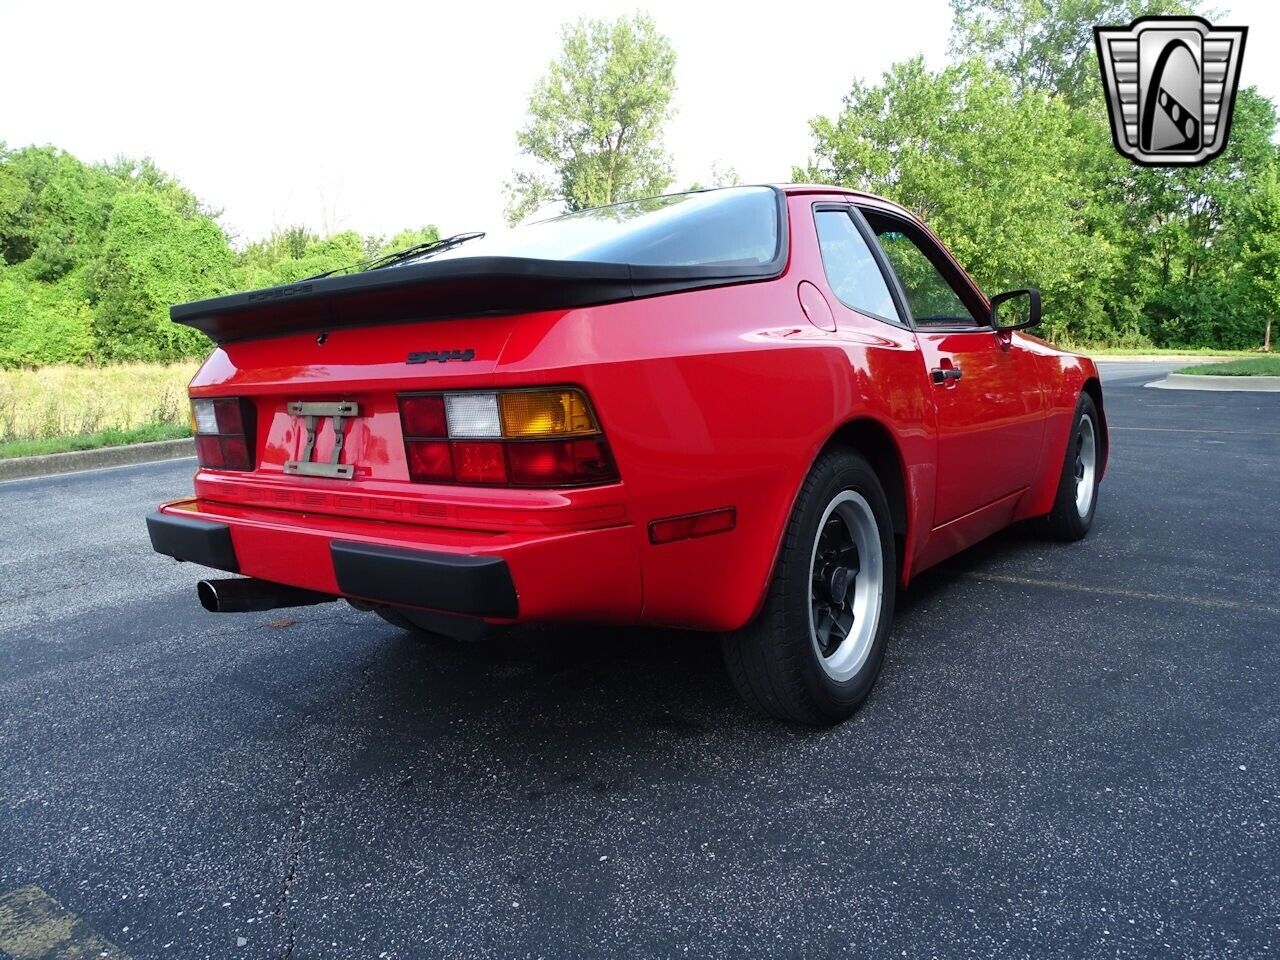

{"left": 398, "top": 388, "right": 618, "bottom": 487}
{"left": 192, "top": 398, "right": 256, "bottom": 471}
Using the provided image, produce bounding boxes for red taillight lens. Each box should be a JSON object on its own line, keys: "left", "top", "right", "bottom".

{"left": 398, "top": 388, "right": 619, "bottom": 488}
{"left": 220, "top": 434, "right": 250, "bottom": 468}
{"left": 405, "top": 441, "right": 453, "bottom": 483}
{"left": 648, "top": 507, "right": 737, "bottom": 545}
{"left": 452, "top": 441, "right": 508, "bottom": 484}
{"left": 213, "top": 399, "right": 245, "bottom": 435}
{"left": 192, "top": 398, "right": 255, "bottom": 471}
{"left": 399, "top": 395, "right": 448, "bottom": 439}
{"left": 507, "top": 438, "right": 615, "bottom": 486}
{"left": 194, "top": 434, "right": 226, "bottom": 469}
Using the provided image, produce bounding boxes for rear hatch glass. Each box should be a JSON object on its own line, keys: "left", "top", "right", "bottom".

{"left": 420, "top": 185, "right": 781, "bottom": 269}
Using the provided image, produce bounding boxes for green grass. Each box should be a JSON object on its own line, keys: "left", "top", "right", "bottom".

{"left": 0, "top": 362, "right": 195, "bottom": 444}
{"left": 0, "top": 421, "right": 191, "bottom": 460}
{"left": 1081, "top": 346, "right": 1259, "bottom": 357}
{"left": 1177, "top": 355, "right": 1280, "bottom": 376}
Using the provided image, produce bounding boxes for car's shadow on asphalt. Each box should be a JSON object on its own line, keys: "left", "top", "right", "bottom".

{"left": 314, "top": 523, "right": 1046, "bottom": 760}
{"left": 894, "top": 524, "right": 1040, "bottom": 615}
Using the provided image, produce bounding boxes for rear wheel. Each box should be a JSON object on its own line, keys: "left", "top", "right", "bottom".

{"left": 1034, "top": 393, "right": 1101, "bottom": 541}
{"left": 721, "top": 449, "right": 896, "bottom": 725}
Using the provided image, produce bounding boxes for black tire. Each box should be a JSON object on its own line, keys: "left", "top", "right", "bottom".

{"left": 1033, "top": 392, "right": 1101, "bottom": 542}
{"left": 721, "top": 448, "right": 897, "bottom": 725}
{"left": 370, "top": 605, "right": 506, "bottom": 646}
{"left": 371, "top": 608, "right": 453, "bottom": 649}
{"left": 372, "top": 606, "right": 441, "bottom": 636}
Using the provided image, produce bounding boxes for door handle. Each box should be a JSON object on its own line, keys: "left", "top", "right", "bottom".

{"left": 931, "top": 366, "right": 962, "bottom": 384}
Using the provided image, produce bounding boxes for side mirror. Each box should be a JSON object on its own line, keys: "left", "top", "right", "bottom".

{"left": 990, "top": 288, "right": 1042, "bottom": 332}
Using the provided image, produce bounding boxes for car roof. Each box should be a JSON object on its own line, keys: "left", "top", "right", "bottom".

{"left": 772, "top": 183, "right": 914, "bottom": 216}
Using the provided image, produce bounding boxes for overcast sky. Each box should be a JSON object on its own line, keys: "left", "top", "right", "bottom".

{"left": 1, "top": 0, "right": 1275, "bottom": 244}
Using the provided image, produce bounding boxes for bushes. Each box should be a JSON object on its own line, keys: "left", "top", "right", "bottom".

{"left": 0, "top": 142, "right": 440, "bottom": 368}
{"left": 90, "top": 191, "right": 235, "bottom": 361}
{"left": 235, "top": 229, "right": 368, "bottom": 290}
{"left": 0, "top": 144, "right": 235, "bottom": 365}
{"left": 0, "top": 264, "right": 95, "bottom": 366}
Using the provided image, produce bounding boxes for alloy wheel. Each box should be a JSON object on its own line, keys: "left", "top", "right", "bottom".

{"left": 808, "top": 490, "right": 884, "bottom": 682}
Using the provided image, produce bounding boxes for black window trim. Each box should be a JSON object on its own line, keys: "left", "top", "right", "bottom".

{"left": 811, "top": 202, "right": 911, "bottom": 331}
{"left": 854, "top": 205, "right": 994, "bottom": 334}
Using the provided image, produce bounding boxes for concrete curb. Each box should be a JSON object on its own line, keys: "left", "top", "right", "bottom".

{"left": 1147, "top": 373, "right": 1280, "bottom": 392}
{"left": 0, "top": 437, "right": 195, "bottom": 482}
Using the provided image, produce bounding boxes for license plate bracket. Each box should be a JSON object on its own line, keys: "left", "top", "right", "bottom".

{"left": 284, "top": 401, "right": 359, "bottom": 480}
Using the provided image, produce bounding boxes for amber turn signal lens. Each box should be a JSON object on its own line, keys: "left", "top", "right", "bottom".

{"left": 499, "top": 390, "right": 598, "bottom": 438}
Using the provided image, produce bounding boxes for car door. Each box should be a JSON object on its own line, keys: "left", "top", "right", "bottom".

{"left": 857, "top": 208, "right": 1045, "bottom": 527}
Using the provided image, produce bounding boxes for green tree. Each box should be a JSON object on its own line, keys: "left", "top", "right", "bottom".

{"left": 1116, "top": 89, "right": 1280, "bottom": 347}
{"left": 506, "top": 13, "right": 677, "bottom": 223}
{"left": 0, "top": 141, "right": 449, "bottom": 367}
{"left": 378, "top": 225, "right": 441, "bottom": 257}
{"left": 0, "top": 144, "right": 123, "bottom": 281}
{"left": 949, "top": 0, "right": 1200, "bottom": 105}
{"left": 235, "top": 227, "right": 369, "bottom": 290}
{"left": 800, "top": 0, "right": 1280, "bottom": 349}
{"left": 105, "top": 156, "right": 212, "bottom": 220}
{"left": 797, "top": 57, "right": 1120, "bottom": 342}
{"left": 1237, "top": 163, "right": 1280, "bottom": 340}
{"left": 90, "top": 191, "right": 235, "bottom": 361}
{"left": 686, "top": 161, "right": 741, "bottom": 192}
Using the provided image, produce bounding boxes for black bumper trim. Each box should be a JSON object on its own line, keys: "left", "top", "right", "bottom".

{"left": 330, "top": 541, "right": 518, "bottom": 619}
{"left": 147, "top": 512, "right": 239, "bottom": 573}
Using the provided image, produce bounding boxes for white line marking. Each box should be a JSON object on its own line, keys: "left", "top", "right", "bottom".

{"left": 963, "top": 572, "right": 1280, "bottom": 618}
{"left": 1110, "top": 426, "right": 1280, "bottom": 437}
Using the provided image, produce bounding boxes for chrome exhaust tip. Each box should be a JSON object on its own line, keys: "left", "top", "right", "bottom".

{"left": 197, "top": 578, "right": 336, "bottom": 613}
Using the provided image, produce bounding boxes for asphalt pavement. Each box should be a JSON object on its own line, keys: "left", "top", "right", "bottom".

{"left": 1, "top": 361, "right": 1277, "bottom": 959}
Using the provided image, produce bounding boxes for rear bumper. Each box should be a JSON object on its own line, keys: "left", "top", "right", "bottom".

{"left": 148, "top": 499, "right": 642, "bottom": 623}
{"left": 330, "top": 542, "right": 516, "bottom": 618}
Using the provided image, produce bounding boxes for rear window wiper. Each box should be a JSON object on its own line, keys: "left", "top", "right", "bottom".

{"left": 363, "top": 231, "right": 486, "bottom": 271}
{"left": 304, "top": 232, "right": 485, "bottom": 281}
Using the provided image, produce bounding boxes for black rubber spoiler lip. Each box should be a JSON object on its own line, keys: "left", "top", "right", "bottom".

{"left": 170, "top": 254, "right": 783, "bottom": 345}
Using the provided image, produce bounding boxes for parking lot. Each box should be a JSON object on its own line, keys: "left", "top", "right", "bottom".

{"left": 1, "top": 361, "right": 1277, "bottom": 959}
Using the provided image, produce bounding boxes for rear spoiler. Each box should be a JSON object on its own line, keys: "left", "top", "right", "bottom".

{"left": 171, "top": 255, "right": 779, "bottom": 344}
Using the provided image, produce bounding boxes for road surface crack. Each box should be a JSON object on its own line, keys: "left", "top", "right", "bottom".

{"left": 275, "top": 736, "right": 308, "bottom": 960}
{"left": 273, "top": 646, "right": 385, "bottom": 959}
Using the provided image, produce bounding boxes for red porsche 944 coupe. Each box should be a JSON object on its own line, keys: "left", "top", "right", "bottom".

{"left": 149, "top": 185, "right": 1106, "bottom": 724}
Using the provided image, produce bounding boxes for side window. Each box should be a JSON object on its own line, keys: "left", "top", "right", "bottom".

{"left": 814, "top": 209, "right": 900, "bottom": 323}
{"left": 871, "top": 227, "right": 981, "bottom": 328}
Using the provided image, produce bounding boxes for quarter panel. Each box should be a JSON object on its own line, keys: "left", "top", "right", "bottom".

{"left": 1015, "top": 338, "right": 1099, "bottom": 520}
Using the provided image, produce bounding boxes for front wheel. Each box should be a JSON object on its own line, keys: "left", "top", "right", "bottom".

{"left": 1033, "top": 392, "right": 1101, "bottom": 541}
{"left": 721, "top": 449, "right": 897, "bottom": 725}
